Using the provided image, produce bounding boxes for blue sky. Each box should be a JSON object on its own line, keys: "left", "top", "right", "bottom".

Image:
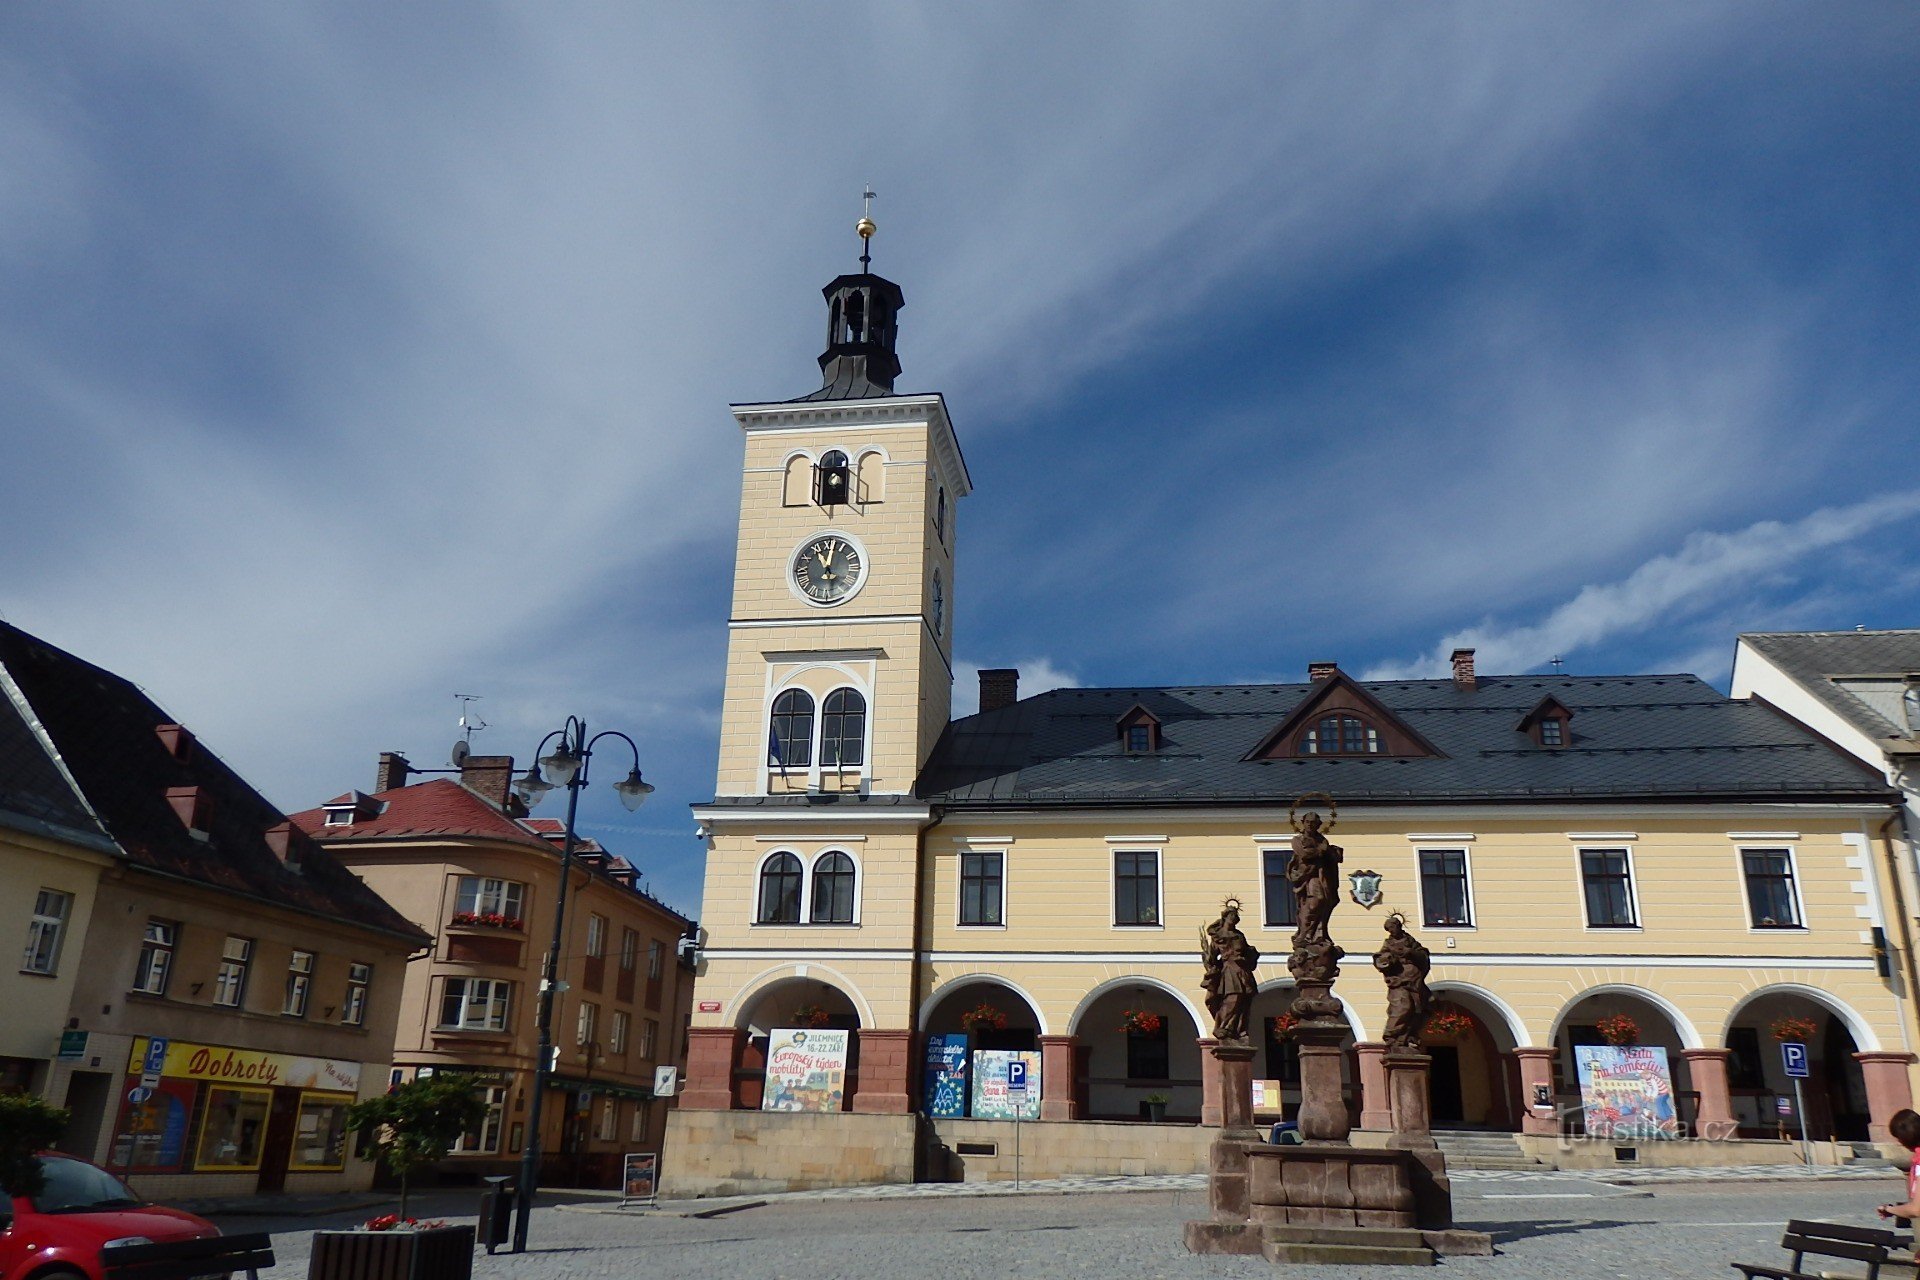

{"left": 3, "top": 4, "right": 1916, "bottom": 918}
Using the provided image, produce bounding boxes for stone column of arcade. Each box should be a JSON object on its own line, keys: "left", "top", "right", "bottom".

{"left": 1040, "top": 1035, "right": 1081, "bottom": 1120}
{"left": 1515, "top": 1047, "right": 1559, "bottom": 1135}
{"left": 851, "top": 1030, "right": 913, "bottom": 1113}
{"left": 680, "top": 1027, "right": 744, "bottom": 1111}
{"left": 1856, "top": 1051, "right": 1920, "bottom": 1143}
{"left": 1680, "top": 1048, "right": 1736, "bottom": 1140}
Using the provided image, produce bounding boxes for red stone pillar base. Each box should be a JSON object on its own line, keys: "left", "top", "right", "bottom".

{"left": 1515, "top": 1047, "right": 1558, "bottom": 1136}
{"left": 1040, "top": 1034, "right": 1081, "bottom": 1120}
{"left": 1385, "top": 1050, "right": 1434, "bottom": 1147}
{"left": 1355, "top": 1041, "right": 1391, "bottom": 1130}
{"left": 852, "top": 1028, "right": 913, "bottom": 1114}
{"left": 1680, "top": 1048, "right": 1736, "bottom": 1140}
{"left": 681, "top": 1026, "right": 744, "bottom": 1111}
{"left": 1197, "top": 1036, "right": 1223, "bottom": 1126}
{"left": 1213, "top": 1042, "right": 1258, "bottom": 1137}
{"left": 1856, "top": 1051, "right": 1919, "bottom": 1143}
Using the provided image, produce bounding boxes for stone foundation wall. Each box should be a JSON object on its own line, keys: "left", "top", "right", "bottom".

{"left": 660, "top": 1110, "right": 919, "bottom": 1197}
{"left": 930, "top": 1119, "right": 1212, "bottom": 1182}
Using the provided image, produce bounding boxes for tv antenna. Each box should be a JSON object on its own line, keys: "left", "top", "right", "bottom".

{"left": 452, "top": 694, "right": 488, "bottom": 766}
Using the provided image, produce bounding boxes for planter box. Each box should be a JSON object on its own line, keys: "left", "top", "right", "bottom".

{"left": 309, "top": 1225, "right": 475, "bottom": 1280}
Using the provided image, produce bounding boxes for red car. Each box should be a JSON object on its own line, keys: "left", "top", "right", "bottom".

{"left": 0, "top": 1153, "right": 218, "bottom": 1280}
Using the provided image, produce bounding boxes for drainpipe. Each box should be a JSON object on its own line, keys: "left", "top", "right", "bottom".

{"left": 1873, "top": 811, "right": 1919, "bottom": 1056}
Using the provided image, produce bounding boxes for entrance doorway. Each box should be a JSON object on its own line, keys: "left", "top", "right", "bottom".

{"left": 255, "top": 1088, "right": 301, "bottom": 1194}
{"left": 61, "top": 1072, "right": 113, "bottom": 1162}
{"left": 1430, "top": 1046, "right": 1464, "bottom": 1124}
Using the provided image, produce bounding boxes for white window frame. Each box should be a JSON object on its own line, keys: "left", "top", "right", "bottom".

{"left": 1575, "top": 845, "right": 1643, "bottom": 931}
{"left": 1109, "top": 845, "right": 1165, "bottom": 929}
{"left": 454, "top": 876, "right": 525, "bottom": 922}
{"left": 577, "top": 1000, "right": 598, "bottom": 1048}
{"left": 21, "top": 889, "right": 72, "bottom": 975}
{"left": 440, "top": 977, "right": 511, "bottom": 1031}
{"left": 630, "top": 1100, "right": 650, "bottom": 1143}
{"left": 283, "top": 950, "right": 314, "bottom": 1017}
{"left": 132, "top": 919, "right": 176, "bottom": 995}
{"left": 1736, "top": 844, "right": 1809, "bottom": 932}
{"left": 620, "top": 928, "right": 639, "bottom": 973}
{"left": 449, "top": 1085, "right": 506, "bottom": 1154}
{"left": 760, "top": 659, "right": 877, "bottom": 796}
{"left": 609, "top": 1009, "right": 629, "bottom": 1055}
{"left": 957, "top": 841, "right": 1008, "bottom": 930}
{"left": 586, "top": 913, "right": 607, "bottom": 959}
{"left": 640, "top": 1017, "right": 658, "bottom": 1060}
{"left": 647, "top": 938, "right": 664, "bottom": 979}
{"left": 342, "top": 962, "right": 371, "bottom": 1025}
{"left": 752, "top": 848, "right": 807, "bottom": 925}
{"left": 596, "top": 1099, "right": 618, "bottom": 1142}
{"left": 212, "top": 935, "right": 252, "bottom": 1006}
{"left": 1252, "top": 837, "right": 1298, "bottom": 932}
{"left": 806, "top": 848, "right": 863, "bottom": 926}
{"left": 1414, "top": 846, "right": 1476, "bottom": 931}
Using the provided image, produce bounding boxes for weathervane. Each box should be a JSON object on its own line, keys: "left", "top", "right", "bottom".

{"left": 857, "top": 185, "right": 877, "bottom": 270}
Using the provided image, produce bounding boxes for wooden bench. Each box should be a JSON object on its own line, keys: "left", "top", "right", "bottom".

{"left": 1733, "top": 1219, "right": 1909, "bottom": 1280}
{"left": 99, "top": 1231, "right": 275, "bottom": 1280}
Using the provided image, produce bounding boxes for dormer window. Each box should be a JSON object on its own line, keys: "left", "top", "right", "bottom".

{"left": 1117, "top": 704, "right": 1162, "bottom": 753}
{"left": 323, "top": 808, "right": 355, "bottom": 827}
{"left": 1299, "top": 714, "right": 1381, "bottom": 756}
{"left": 1518, "top": 696, "right": 1574, "bottom": 748}
{"left": 1126, "top": 725, "right": 1151, "bottom": 752}
{"left": 814, "top": 450, "right": 851, "bottom": 506}
{"left": 1538, "top": 718, "right": 1564, "bottom": 747}
{"left": 1905, "top": 677, "right": 1920, "bottom": 734}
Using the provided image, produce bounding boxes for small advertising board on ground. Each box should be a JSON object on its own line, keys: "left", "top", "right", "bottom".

{"left": 621, "top": 1152, "right": 658, "bottom": 1207}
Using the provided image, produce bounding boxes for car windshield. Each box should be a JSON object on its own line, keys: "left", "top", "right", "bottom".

{"left": 31, "top": 1156, "right": 144, "bottom": 1213}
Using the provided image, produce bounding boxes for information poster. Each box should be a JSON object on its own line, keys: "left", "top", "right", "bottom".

{"left": 969, "top": 1050, "right": 1041, "bottom": 1119}
{"left": 621, "top": 1152, "right": 658, "bottom": 1206}
{"left": 1252, "top": 1080, "right": 1284, "bottom": 1113}
{"left": 1574, "top": 1045, "right": 1678, "bottom": 1138}
{"left": 925, "top": 1034, "right": 969, "bottom": 1118}
{"left": 761, "top": 1029, "right": 850, "bottom": 1113}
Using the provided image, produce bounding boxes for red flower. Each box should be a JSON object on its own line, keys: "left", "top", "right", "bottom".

{"left": 1595, "top": 1014, "right": 1640, "bottom": 1046}
{"left": 1120, "top": 1009, "right": 1162, "bottom": 1036}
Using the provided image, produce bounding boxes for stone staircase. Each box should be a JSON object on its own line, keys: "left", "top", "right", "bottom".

{"left": 1430, "top": 1128, "right": 1545, "bottom": 1172}
{"left": 1262, "top": 1226, "right": 1434, "bottom": 1267}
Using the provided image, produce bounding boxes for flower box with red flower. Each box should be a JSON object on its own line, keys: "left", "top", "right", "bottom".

{"left": 449, "top": 911, "right": 524, "bottom": 931}
{"left": 1268, "top": 1012, "right": 1301, "bottom": 1040}
{"left": 960, "top": 1003, "right": 1008, "bottom": 1035}
{"left": 789, "top": 1004, "right": 833, "bottom": 1029}
{"left": 1770, "top": 1016, "right": 1819, "bottom": 1043}
{"left": 1423, "top": 1008, "right": 1476, "bottom": 1042}
{"left": 1119, "top": 1009, "right": 1163, "bottom": 1036}
{"left": 1595, "top": 1013, "right": 1640, "bottom": 1046}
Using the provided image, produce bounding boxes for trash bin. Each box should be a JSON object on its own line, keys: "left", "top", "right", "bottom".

{"left": 1268, "top": 1121, "right": 1302, "bottom": 1145}
{"left": 478, "top": 1176, "right": 515, "bottom": 1254}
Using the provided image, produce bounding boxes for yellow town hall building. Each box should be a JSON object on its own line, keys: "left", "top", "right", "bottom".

{"left": 663, "top": 237, "right": 1917, "bottom": 1194}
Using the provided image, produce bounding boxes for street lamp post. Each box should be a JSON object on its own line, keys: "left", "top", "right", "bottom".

{"left": 509, "top": 716, "right": 653, "bottom": 1255}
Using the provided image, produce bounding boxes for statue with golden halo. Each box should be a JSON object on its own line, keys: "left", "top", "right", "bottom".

{"left": 1286, "top": 794, "right": 1347, "bottom": 1020}
{"left": 1200, "top": 897, "right": 1260, "bottom": 1042}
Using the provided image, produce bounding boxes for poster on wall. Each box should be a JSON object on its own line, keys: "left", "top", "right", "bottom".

{"left": 1574, "top": 1045, "right": 1679, "bottom": 1138}
{"left": 969, "top": 1050, "right": 1041, "bottom": 1119}
{"left": 761, "top": 1029, "right": 850, "bottom": 1113}
{"left": 924, "top": 1034, "right": 969, "bottom": 1119}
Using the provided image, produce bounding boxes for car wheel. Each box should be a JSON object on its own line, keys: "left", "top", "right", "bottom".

{"left": 30, "top": 1268, "right": 88, "bottom": 1280}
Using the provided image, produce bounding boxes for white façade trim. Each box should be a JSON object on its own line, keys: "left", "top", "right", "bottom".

{"left": 692, "top": 804, "right": 933, "bottom": 824}
{"left": 694, "top": 949, "right": 1885, "bottom": 971}
{"left": 937, "top": 802, "right": 1890, "bottom": 827}
{"left": 1567, "top": 832, "right": 1638, "bottom": 841}
{"left": 756, "top": 834, "right": 867, "bottom": 842}
{"left": 703, "top": 949, "right": 916, "bottom": 962}
{"left": 730, "top": 614, "right": 926, "bottom": 629}
{"left": 1727, "top": 831, "right": 1801, "bottom": 840}
{"left": 1104, "top": 834, "right": 1169, "bottom": 844}
{"left": 1406, "top": 833, "right": 1475, "bottom": 842}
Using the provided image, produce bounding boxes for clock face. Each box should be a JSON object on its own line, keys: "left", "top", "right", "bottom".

{"left": 792, "top": 534, "right": 864, "bottom": 604}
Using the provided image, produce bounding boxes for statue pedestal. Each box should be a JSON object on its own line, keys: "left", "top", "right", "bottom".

{"left": 1207, "top": 1043, "right": 1259, "bottom": 1224}
{"left": 1384, "top": 1050, "right": 1435, "bottom": 1149}
{"left": 1295, "top": 1021, "right": 1351, "bottom": 1144}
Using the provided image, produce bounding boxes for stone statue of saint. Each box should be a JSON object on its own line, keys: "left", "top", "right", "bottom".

{"left": 1200, "top": 899, "right": 1260, "bottom": 1042}
{"left": 1374, "top": 913, "right": 1433, "bottom": 1053}
{"left": 1288, "top": 810, "right": 1343, "bottom": 949}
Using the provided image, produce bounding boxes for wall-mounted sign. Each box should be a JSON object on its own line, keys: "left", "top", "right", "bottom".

{"left": 127, "top": 1037, "right": 361, "bottom": 1093}
{"left": 762, "top": 1029, "right": 849, "bottom": 1113}
{"left": 58, "top": 1030, "right": 89, "bottom": 1060}
{"left": 698, "top": 1000, "right": 722, "bottom": 1013}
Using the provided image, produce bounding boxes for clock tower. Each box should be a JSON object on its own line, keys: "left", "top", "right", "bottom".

{"left": 677, "top": 216, "right": 968, "bottom": 1119}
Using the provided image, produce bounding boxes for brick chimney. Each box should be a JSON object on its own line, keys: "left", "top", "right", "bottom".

{"left": 1451, "top": 648, "right": 1477, "bottom": 690}
{"left": 375, "top": 751, "right": 412, "bottom": 793}
{"left": 979, "top": 668, "right": 1020, "bottom": 714}
{"left": 1307, "top": 661, "right": 1340, "bottom": 682}
{"left": 460, "top": 755, "right": 516, "bottom": 811}
{"left": 155, "top": 723, "right": 195, "bottom": 761}
{"left": 165, "top": 785, "right": 212, "bottom": 833}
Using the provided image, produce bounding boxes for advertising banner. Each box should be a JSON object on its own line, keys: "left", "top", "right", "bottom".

{"left": 621, "top": 1152, "right": 658, "bottom": 1206}
{"left": 761, "top": 1028, "right": 850, "bottom": 1113}
{"left": 969, "top": 1050, "right": 1040, "bottom": 1120}
{"left": 127, "top": 1036, "right": 361, "bottom": 1094}
{"left": 1574, "top": 1045, "right": 1679, "bottom": 1138}
{"left": 924, "top": 1034, "right": 969, "bottom": 1119}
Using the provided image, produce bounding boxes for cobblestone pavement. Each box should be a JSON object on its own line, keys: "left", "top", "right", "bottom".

{"left": 216, "top": 1175, "right": 1915, "bottom": 1279}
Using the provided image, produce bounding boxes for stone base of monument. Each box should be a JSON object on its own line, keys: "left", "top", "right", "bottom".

{"left": 1183, "top": 1141, "right": 1494, "bottom": 1266}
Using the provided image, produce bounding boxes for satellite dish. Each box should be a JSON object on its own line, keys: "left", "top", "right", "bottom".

{"left": 451, "top": 739, "right": 471, "bottom": 767}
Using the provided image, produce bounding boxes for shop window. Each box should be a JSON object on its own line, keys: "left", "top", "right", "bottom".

{"left": 450, "top": 1086, "right": 506, "bottom": 1154}
{"left": 195, "top": 1087, "right": 271, "bottom": 1171}
{"left": 1580, "top": 850, "right": 1637, "bottom": 928}
{"left": 586, "top": 913, "right": 607, "bottom": 959}
{"left": 610, "top": 1010, "right": 629, "bottom": 1055}
{"left": 1262, "top": 851, "right": 1298, "bottom": 928}
{"left": 454, "top": 876, "right": 525, "bottom": 927}
{"left": 440, "top": 977, "right": 511, "bottom": 1031}
{"left": 960, "top": 850, "right": 1003, "bottom": 926}
{"left": 1743, "top": 849, "right": 1803, "bottom": 928}
{"left": 282, "top": 951, "right": 314, "bottom": 1017}
{"left": 1127, "top": 1020, "right": 1170, "bottom": 1081}
{"left": 1114, "top": 850, "right": 1160, "bottom": 926}
{"left": 132, "top": 919, "right": 176, "bottom": 995}
{"left": 757, "top": 852, "right": 803, "bottom": 923}
{"left": 1419, "top": 850, "right": 1473, "bottom": 927}
{"left": 620, "top": 928, "right": 639, "bottom": 973}
{"left": 212, "top": 936, "right": 253, "bottom": 1007}
{"left": 342, "top": 962, "right": 371, "bottom": 1026}
{"left": 111, "top": 1077, "right": 197, "bottom": 1171}
{"left": 289, "top": 1095, "right": 351, "bottom": 1171}
{"left": 21, "top": 889, "right": 72, "bottom": 975}
{"left": 768, "top": 690, "right": 815, "bottom": 768}
{"left": 810, "top": 851, "right": 857, "bottom": 924}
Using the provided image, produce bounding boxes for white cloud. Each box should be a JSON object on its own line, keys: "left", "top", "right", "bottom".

{"left": 953, "top": 658, "right": 1080, "bottom": 717}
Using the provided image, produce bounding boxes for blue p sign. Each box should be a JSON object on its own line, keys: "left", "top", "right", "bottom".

{"left": 1781, "top": 1042, "right": 1810, "bottom": 1079}
{"left": 1007, "top": 1060, "right": 1028, "bottom": 1094}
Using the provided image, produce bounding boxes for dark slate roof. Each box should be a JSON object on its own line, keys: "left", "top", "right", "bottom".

{"left": 0, "top": 622, "right": 429, "bottom": 944}
{"left": 1741, "top": 631, "right": 1920, "bottom": 745}
{"left": 0, "top": 663, "right": 112, "bottom": 850}
{"left": 786, "top": 365, "right": 901, "bottom": 402}
{"left": 918, "top": 673, "right": 1896, "bottom": 808}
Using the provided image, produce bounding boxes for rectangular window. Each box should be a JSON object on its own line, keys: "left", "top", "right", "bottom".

{"left": 1727, "top": 1027, "right": 1765, "bottom": 1090}
{"left": 1419, "top": 850, "right": 1472, "bottom": 927}
{"left": 1126, "top": 1023, "right": 1170, "bottom": 1081}
{"left": 1126, "top": 725, "right": 1151, "bottom": 752}
{"left": 21, "top": 889, "right": 72, "bottom": 975}
{"left": 597, "top": 1100, "right": 618, "bottom": 1142}
{"left": 647, "top": 939, "right": 665, "bottom": 980}
{"left": 195, "top": 1087, "right": 271, "bottom": 1170}
{"left": 577, "top": 1001, "right": 598, "bottom": 1048}
{"left": 620, "top": 928, "right": 639, "bottom": 972}
{"left": 439, "top": 977, "right": 511, "bottom": 1031}
{"left": 290, "top": 1095, "right": 351, "bottom": 1170}
{"left": 1580, "top": 850, "right": 1637, "bottom": 928}
{"left": 212, "top": 936, "right": 252, "bottom": 1007}
{"left": 1744, "top": 849, "right": 1802, "bottom": 928}
{"left": 342, "top": 962, "right": 371, "bottom": 1025}
{"left": 586, "top": 914, "right": 607, "bottom": 959}
{"left": 451, "top": 1086, "right": 506, "bottom": 1154}
{"left": 1114, "top": 850, "right": 1160, "bottom": 926}
{"left": 453, "top": 877, "right": 525, "bottom": 925}
{"left": 610, "top": 1010, "right": 629, "bottom": 1054}
{"left": 284, "top": 950, "right": 314, "bottom": 1017}
{"left": 133, "top": 919, "right": 176, "bottom": 995}
{"left": 641, "top": 1018, "right": 658, "bottom": 1059}
{"left": 630, "top": 1100, "right": 650, "bottom": 1143}
{"left": 1539, "top": 718, "right": 1564, "bottom": 746}
{"left": 1262, "top": 851, "right": 1298, "bottom": 928}
{"left": 960, "top": 851, "right": 1004, "bottom": 926}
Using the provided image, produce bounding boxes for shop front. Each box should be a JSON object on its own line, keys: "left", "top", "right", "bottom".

{"left": 110, "top": 1037, "right": 364, "bottom": 1194}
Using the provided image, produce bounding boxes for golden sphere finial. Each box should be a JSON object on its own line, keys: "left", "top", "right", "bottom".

{"left": 857, "top": 216, "right": 877, "bottom": 240}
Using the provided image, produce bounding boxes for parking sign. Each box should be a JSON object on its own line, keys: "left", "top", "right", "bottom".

{"left": 1781, "top": 1042, "right": 1810, "bottom": 1079}
{"left": 1007, "top": 1059, "right": 1028, "bottom": 1096}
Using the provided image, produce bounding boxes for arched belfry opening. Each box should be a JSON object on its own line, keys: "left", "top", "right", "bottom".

{"left": 807, "top": 273, "right": 904, "bottom": 400}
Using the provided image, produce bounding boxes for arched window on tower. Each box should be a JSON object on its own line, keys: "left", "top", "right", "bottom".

{"left": 843, "top": 290, "right": 866, "bottom": 343}
{"left": 935, "top": 487, "right": 947, "bottom": 541}
{"left": 1299, "top": 713, "right": 1381, "bottom": 756}
{"left": 757, "top": 853, "right": 803, "bottom": 924}
{"left": 810, "top": 851, "right": 856, "bottom": 924}
{"left": 814, "top": 450, "right": 851, "bottom": 506}
{"left": 820, "top": 689, "right": 866, "bottom": 767}
{"left": 769, "top": 690, "right": 815, "bottom": 768}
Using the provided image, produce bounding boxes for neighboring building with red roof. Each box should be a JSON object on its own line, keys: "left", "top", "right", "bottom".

{"left": 291, "top": 753, "right": 696, "bottom": 1188}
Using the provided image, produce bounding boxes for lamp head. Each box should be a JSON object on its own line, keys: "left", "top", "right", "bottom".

{"left": 513, "top": 765, "right": 554, "bottom": 808}
{"left": 540, "top": 742, "right": 582, "bottom": 786}
{"left": 613, "top": 768, "right": 655, "bottom": 812}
